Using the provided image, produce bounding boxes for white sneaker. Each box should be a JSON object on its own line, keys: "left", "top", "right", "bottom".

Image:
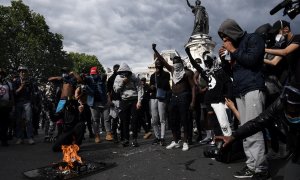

{"left": 28, "top": 138, "right": 35, "bottom": 145}
{"left": 166, "top": 141, "right": 180, "bottom": 149}
{"left": 182, "top": 142, "right": 189, "bottom": 151}
{"left": 16, "top": 139, "right": 23, "bottom": 144}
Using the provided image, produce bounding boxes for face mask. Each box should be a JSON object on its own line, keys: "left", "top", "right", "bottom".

{"left": 285, "top": 113, "right": 300, "bottom": 124}
{"left": 91, "top": 74, "right": 99, "bottom": 79}
{"left": 173, "top": 63, "right": 184, "bottom": 72}
{"left": 275, "top": 34, "right": 285, "bottom": 42}
{"left": 275, "top": 34, "right": 287, "bottom": 48}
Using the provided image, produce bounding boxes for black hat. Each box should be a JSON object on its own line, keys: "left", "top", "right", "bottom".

{"left": 17, "top": 66, "right": 28, "bottom": 72}
{"left": 269, "top": 20, "right": 290, "bottom": 34}
{"left": 61, "top": 67, "right": 70, "bottom": 73}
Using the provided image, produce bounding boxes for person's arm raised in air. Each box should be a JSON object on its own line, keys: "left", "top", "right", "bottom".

{"left": 186, "top": 0, "right": 193, "bottom": 9}
{"left": 152, "top": 43, "right": 173, "bottom": 72}
{"left": 185, "top": 46, "right": 209, "bottom": 83}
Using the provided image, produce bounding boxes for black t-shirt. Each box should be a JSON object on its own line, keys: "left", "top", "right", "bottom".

{"left": 286, "top": 34, "right": 300, "bottom": 84}
{"left": 204, "top": 69, "right": 233, "bottom": 104}
{"left": 13, "top": 77, "right": 34, "bottom": 102}
{"left": 149, "top": 70, "right": 171, "bottom": 99}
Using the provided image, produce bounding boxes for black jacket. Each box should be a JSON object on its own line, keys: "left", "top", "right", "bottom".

{"left": 218, "top": 19, "right": 265, "bottom": 96}
{"left": 232, "top": 97, "right": 300, "bottom": 162}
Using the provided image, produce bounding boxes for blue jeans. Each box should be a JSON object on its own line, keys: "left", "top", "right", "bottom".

{"left": 15, "top": 101, "right": 33, "bottom": 139}
{"left": 150, "top": 99, "right": 167, "bottom": 139}
{"left": 90, "top": 101, "right": 110, "bottom": 134}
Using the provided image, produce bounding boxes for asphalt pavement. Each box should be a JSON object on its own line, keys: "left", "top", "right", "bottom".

{"left": 0, "top": 130, "right": 284, "bottom": 180}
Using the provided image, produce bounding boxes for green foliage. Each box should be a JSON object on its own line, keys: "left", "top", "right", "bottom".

{"left": 68, "top": 52, "right": 105, "bottom": 75}
{"left": 0, "top": 0, "right": 104, "bottom": 82}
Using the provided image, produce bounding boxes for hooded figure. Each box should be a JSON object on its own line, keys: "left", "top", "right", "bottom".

{"left": 217, "top": 19, "right": 268, "bottom": 178}
{"left": 113, "top": 63, "right": 144, "bottom": 147}
{"left": 218, "top": 18, "right": 265, "bottom": 96}
{"left": 113, "top": 63, "right": 143, "bottom": 105}
{"left": 218, "top": 19, "right": 245, "bottom": 44}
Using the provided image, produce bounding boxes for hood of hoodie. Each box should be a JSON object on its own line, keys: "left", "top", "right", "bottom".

{"left": 218, "top": 19, "right": 245, "bottom": 42}
{"left": 118, "top": 63, "right": 132, "bottom": 73}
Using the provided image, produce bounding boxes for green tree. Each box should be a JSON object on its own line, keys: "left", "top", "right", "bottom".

{"left": 68, "top": 52, "right": 105, "bottom": 75}
{"left": 0, "top": 0, "right": 105, "bottom": 81}
{"left": 0, "top": 0, "right": 71, "bottom": 81}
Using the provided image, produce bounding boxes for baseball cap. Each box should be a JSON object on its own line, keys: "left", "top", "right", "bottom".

{"left": 269, "top": 20, "right": 290, "bottom": 34}
{"left": 17, "top": 66, "right": 28, "bottom": 72}
{"left": 90, "top": 67, "right": 98, "bottom": 75}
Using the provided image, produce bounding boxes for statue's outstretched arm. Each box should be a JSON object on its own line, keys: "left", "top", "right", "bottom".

{"left": 186, "top": 0, "right": 192, "bottom": 8}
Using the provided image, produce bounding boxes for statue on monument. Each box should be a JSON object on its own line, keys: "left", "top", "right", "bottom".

{"left": 186, "top": 0, "right": 209, "bottom": 35}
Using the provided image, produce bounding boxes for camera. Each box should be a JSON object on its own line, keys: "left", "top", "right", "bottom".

{"left": 203, "top": 141, "right": 224, "bottom": 158}
{"left": 270, "top": 0, "right": 300, "bottom": 19}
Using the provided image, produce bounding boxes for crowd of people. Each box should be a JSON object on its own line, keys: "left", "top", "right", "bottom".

{"left": 0, "top": 18, "right": 299, "bottom": 180}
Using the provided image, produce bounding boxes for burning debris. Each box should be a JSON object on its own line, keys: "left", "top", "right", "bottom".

{"left": 23, "top": 144, "right": 116, "bottom": 179}
{"left": 59, "top": 144, "right": 82, "bottom": 173}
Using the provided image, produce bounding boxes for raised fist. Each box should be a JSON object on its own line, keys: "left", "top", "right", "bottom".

{"left": 152, "top": 43, "right": 156, "bottom": 50}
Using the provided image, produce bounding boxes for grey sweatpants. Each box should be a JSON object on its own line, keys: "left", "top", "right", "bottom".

{"left": 236, "top": 90, "right": 268, "bottom": 173}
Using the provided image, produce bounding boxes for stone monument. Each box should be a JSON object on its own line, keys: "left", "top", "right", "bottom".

{"left": 185, "top": 0, "right": 215, "bottom": 70}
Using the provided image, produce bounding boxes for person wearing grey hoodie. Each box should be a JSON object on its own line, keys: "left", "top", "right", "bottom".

{"left": 113, "top": 63, "right": 144, "bottom": 147}
{"left": 218, "top": 19, "right": 269, "bottom": 179}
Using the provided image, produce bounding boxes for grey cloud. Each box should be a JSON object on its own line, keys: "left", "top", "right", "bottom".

{"left": 2, "top": 0, "right": 300, "bottom": 71}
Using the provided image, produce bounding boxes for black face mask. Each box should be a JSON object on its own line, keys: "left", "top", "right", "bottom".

{"left": 91, "top": 74, "right": 100, "bottom": 81}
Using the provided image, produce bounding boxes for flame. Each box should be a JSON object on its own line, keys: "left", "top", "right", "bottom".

{"left": 60, "top": 144, "right": 82, "bottom": 171}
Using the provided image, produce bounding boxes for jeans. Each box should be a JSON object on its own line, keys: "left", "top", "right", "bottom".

{"left": 15, "top": 101, "right": 33, "bottom": 139}
{"left": 150, "top": 99, "right": 167, "bottom": 139}
{"left": 169, "top": 92, "right": 192, "bottom": 142}
{"left": 90, "top": 101, "right": 110, "bottom": 134}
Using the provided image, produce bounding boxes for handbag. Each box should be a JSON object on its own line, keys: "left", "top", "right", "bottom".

{"left": 155, "top": 74, "right": 167, "bottom": 100}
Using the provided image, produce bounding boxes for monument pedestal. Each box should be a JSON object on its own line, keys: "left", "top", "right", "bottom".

{"left": 185, "top": 33, "right": 216, "bottom": 69}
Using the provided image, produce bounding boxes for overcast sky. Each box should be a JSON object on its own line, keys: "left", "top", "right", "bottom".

{"left": 2, "top": 0, "right": 300, "bottom": 72}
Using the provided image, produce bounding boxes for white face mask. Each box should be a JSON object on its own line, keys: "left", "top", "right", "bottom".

{"left": 173, "top": 63, "right": 184, "bottom": 72}
{"left": 275, "top": 34, "right": 285, "bottom": 42}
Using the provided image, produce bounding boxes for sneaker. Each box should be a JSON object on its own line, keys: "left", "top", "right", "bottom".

{"left": 28, "top": 138, "right": 35, "bottom": 145}
{"left": 95, "top": 134, "right": 101, "bottom": 143}
{"left": 105, "top": 132, "right": 113, "bottom": 141}
{"left": 166, "top": 141, "right": 180, "bottom": 149}
{"left": 252, "top": 171, "right": 271, "bottom": 180}
{"left": 143, "top": 132, "right": 152, "bottom": 139}
{"left": 131, "top": 139, "right": 139, "bottom": 147}
{"left": 199, "top": 137, "right": 212, "bottom": 145}
{"left": 160, "top": 138, "right": 166, "bottom": 146}
{"left": 152, "top": 138, "right": 160, "bottom": 145}
{"left": 16, "top": 139, "right": 23, "bottom": 145}
{"left": 233, "top": 166, "right": 254, "bottom": 178}
{"left": 182, "top": 142, "right": 189, "bottom": 151}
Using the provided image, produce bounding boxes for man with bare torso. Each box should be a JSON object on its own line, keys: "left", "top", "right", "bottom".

{"left": 152, "top": 44, "right": 195, "bottom": 151}
{"left": 48, "top": 68, "right": 83, "bottom": 152}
